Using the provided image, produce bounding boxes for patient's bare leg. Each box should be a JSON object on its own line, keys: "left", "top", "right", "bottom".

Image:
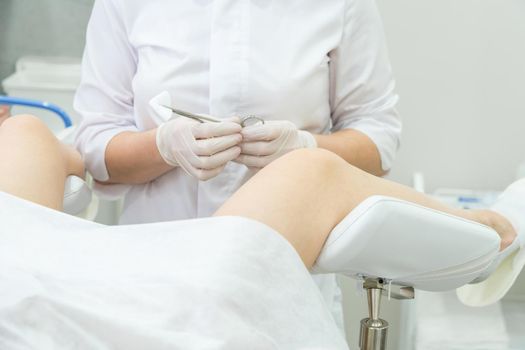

{"left": 215, "top": 149, "right": 515, "bottom": 268}
{"left": 0, "top": 115, "right": 84, "bottom": 210}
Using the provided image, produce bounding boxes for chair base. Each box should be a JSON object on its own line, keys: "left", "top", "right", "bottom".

{"left": 358, "top": 277, "right": 414, "bottom": 350}
{"left": 359, "top": 318, "right": 388, "bottom": 350}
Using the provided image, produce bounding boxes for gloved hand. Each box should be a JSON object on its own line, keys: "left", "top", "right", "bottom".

{"left": 156, "top": 117, "right": 242, "bottom": 180}
{"left": 235, "top": 120, "right": 317, "bottom": 168}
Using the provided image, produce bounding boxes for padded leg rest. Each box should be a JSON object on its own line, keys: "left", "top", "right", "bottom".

{"left": 313, "top": 196, "right": 500, "bottom": 291}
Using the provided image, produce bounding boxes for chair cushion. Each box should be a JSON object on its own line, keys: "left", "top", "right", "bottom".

{"left": 313, "top": 196, "right": 500, "bottom": 291}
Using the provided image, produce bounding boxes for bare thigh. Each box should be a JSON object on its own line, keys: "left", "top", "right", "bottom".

{"left": 215, "top": 149, "right": 515, "bottom": 268}
{"left": 0, "top": 115, "right": 83, "bottom": 210}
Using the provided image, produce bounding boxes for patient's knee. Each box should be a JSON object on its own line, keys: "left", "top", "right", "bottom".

{"left": 0, "top": 115, "right": 48, "bottom": 134}
{"left": 275, "top": 148, "right": 352, "bottom": 181}
{"left": 285, "top": 148, "right": 346, "bottom": 168}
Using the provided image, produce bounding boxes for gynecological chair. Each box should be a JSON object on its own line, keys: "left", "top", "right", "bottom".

{"left": 59, "top": 182, "right": 500, "bottom": 350}
{"left": 57, "top": 188, "right": 498, "bottom": 350}
{"left": 50, "top": 175, "right": 506, "bottom": 349}
{"left": 2, "top": 96, "right": 500, "bottom": 350}
{"left": 313, "top": 196, "right": 499, "bottom": 350}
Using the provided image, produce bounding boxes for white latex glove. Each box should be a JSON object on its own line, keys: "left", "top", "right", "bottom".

{"left": 236, "top": 120, "right": 317, "bottom": 168}
{"left": 149, "top": 91, "right": 242, "bottom": 180}
{"left": 156, "top": 117, "right": 242, "bottom": 180}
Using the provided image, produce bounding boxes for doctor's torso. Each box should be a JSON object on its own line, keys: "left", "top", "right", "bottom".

{"left": 116, "top": 0, "right": 346, "bottom": 224}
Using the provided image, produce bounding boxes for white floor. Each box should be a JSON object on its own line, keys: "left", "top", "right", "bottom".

{"left": 501, "top": 298, "right": 525, "bottom": 350}
{"left": 340, "top": 275, "right": 525, "bottom": 350}
{"left": 414, "top": 291, "right": 525, "bottom": 350}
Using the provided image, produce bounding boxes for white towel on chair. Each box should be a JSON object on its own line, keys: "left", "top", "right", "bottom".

{"left": 0, "top": 192, "right": 347, "bottom": 350}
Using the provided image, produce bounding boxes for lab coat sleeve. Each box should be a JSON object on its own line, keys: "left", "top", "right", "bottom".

{"left": 329, "top": 0, "right": 402, "bottom": 171}
{"left": 74, "top": 0, "right": 137, "bottom": 197}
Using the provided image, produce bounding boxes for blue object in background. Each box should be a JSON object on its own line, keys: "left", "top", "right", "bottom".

{"left": 0, "top": 95, "right": 72, "bottom": 128}
{"left": 457, "top": 196, "right": 481, "bottom": 203}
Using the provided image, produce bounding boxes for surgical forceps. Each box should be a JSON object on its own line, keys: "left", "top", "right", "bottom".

{"left": 161, "top": 105, "right": 264, "bottom": 127}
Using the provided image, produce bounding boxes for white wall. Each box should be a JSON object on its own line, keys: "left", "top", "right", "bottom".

{"left": 379, "top": 0, "right": 525, "bottom": 192}
{"left": 0, "top": 0, "right": 93, "bottom": 91}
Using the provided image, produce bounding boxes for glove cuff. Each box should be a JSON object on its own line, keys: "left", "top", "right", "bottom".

{"left": 298, "top": 130, "right": 317, "bottom": 149}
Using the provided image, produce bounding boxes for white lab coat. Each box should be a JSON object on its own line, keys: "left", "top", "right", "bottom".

{"left": 74, "top": 0, "right": 401, "bottom": 329}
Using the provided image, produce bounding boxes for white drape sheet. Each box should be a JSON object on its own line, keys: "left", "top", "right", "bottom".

{"left": 0, "top": 192, "right": 347, "bottom": 350}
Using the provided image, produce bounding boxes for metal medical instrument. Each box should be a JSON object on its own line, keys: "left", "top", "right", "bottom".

{"left": 161, "top": 105, "right": 264, "bottom": 127}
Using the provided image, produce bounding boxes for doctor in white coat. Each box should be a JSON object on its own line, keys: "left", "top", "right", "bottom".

{"left": 74, "top": 0, "right": 402, "bottom": 330}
